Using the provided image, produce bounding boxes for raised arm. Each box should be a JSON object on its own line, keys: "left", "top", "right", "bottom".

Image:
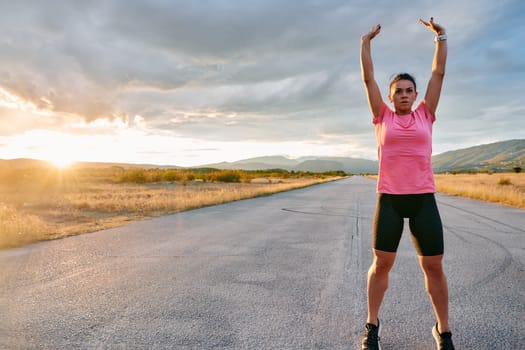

{"left": 419, "top": 17, "right": 447, "bottom": 116}
{"left": 360, "top": 24, "right": 384, "bottom": 119}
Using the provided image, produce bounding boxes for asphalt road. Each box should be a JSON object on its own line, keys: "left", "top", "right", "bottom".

{"left": 1, "top": 176, "right": 524, "bottom": 349}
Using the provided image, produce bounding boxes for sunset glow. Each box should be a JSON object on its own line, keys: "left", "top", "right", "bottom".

{"left": 0, "top": 127, "right": 371, "bottom": 168}
{"left": 0, "top": 2, "right": 523, "bottom": 166}
{"left": 48, "top": 157, "right": 74, "bottom": 169}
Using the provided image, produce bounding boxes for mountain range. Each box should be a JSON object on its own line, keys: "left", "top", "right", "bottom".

{"left": 200, "top": 156, "right": 378, "bottom": 173}
{"left": 1, "top": 139, "right": 523, "bottom": 174}
{"left": 431, "top": 139, "right": 524, "bottom": 172}
{"left": 200, "top": 139, "right": 524, "bottom": 173}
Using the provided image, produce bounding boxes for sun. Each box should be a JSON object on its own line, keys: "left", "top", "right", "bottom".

{"left": 48, "top": 156, "right": 75, "bottom": 169}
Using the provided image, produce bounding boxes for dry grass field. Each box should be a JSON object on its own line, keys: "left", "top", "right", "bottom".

{"left": 367, "top": 173, "right": 524, "bottom": 208}
{"left": 434, "top": 172, "right": 525, "bottom": 209}
{"left": 0, "top": 166, "right": 342, "bottom": 249}
{"left": 2, "top": 167, "right": 522, "bottom": 250}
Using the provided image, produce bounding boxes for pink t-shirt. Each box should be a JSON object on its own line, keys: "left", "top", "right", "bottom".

{"left": 373, "top": 101, "right": 436, "bottom": 194}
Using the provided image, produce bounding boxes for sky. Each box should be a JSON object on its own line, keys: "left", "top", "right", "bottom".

{"left": 0, "top": 0, "right": 524, "bottom": 167}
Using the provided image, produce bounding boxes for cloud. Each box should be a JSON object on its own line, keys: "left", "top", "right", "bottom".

{"left": 0, "top": 0, "right": 523, "bottom": 164}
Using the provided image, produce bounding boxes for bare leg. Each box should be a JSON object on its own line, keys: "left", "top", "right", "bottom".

{"left": 419, "top": 255, "right": 450, "bottom": 333}
{"left": 366, "top": 249, "right": 397, "bottom": 325}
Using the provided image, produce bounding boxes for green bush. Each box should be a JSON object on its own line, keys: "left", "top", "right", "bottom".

{"left": 208, "top": 170, "right": 242, "bottom": 183}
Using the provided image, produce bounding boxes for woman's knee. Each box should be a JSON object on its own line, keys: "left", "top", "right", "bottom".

{"left": 420, "top": 255, "right": 444, "bottom": 277}
{"left": 371, "top": 249, "right": 396, "bottom": 274}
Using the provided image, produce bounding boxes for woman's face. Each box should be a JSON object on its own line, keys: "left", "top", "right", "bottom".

{"left": 389, "top": 79, "right": 418, "bottom": 115}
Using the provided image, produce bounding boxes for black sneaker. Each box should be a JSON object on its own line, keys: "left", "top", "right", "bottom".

{"left": 432, "top": 323, "right": 455, "bottom": 350}
{"left": 361, "top": 319, "right": 381, "bottom": 350}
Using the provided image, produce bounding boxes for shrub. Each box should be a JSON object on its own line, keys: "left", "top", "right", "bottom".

{"left": 240, "top": 173, "right": 253, "bottom": 183}
{"left": 118, "top": 169, "right": 148, "bottom": 183}
{"left": 164, "top": 170, "right": 183, "bottom": 182}
{"left": 148, "top": 170, "right": 163, "bottom": 182}
{"left": 498, "top": 177, "right": 512, "bottom": 186}
{"left": 208, "top": 170, "right": 242, "bottom": 183}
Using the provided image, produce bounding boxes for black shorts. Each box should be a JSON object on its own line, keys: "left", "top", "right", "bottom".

{"left": 373, "top": 193, "right": 444, "bottom": 256}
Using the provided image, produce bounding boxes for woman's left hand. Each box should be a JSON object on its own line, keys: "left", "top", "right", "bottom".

{"left": 419, "top": 17, "right": 446, "bottom": 35}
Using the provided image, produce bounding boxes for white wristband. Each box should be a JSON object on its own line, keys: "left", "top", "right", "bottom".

{"left": 434, "top": 34, "right": 447, "bottom": 42}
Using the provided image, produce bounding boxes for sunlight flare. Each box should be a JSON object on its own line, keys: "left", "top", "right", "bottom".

{"left": 48, "top": 156, "right": 75, "bottom": 169}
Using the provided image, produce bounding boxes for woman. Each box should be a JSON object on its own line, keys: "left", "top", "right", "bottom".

{"left": 359, "top": 18, "right": 454, "bottom": 350}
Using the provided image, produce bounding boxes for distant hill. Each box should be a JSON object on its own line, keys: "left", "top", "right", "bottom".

{"left": 71, "top": 162, "right": 181, "bottom": 170}
{"left": 201, "top": 140, "right": 524, "bottom": 173}
{"left": 234, "top": 156, "right": 299, "bottom": 169}
{"left": 205, "top": 156, "right": 300, "bottom": 171}
{"left": 200, "top": 155, "right": 378, "bottom": 174}
{"left": 294, "top": 160, "right": 343, "bottom": 172}
{"left": 432, "top": 139, "right": 524, "bottom": 172}
{"left": 0, "top": 158, "right": 50, "bottom": 169}
{"left": 0, "top": 159, "right": 180, "bottom": 170}
{"left": 297, "top": 157, "right": 379, "bottom": 173}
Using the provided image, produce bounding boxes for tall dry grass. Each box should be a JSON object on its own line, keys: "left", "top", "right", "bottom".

{"left": 0, "top": 204, "right": 51, "bottom": 248}
{"left": 434, "top": 172, "right": 525, "bottom": 208}
{"left": 0, "top": 166, "right": 343, "bottom": 249}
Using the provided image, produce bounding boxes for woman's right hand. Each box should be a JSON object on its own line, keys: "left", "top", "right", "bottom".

{"left": 361, "top": 24, "right": 381, "bottom": 42}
